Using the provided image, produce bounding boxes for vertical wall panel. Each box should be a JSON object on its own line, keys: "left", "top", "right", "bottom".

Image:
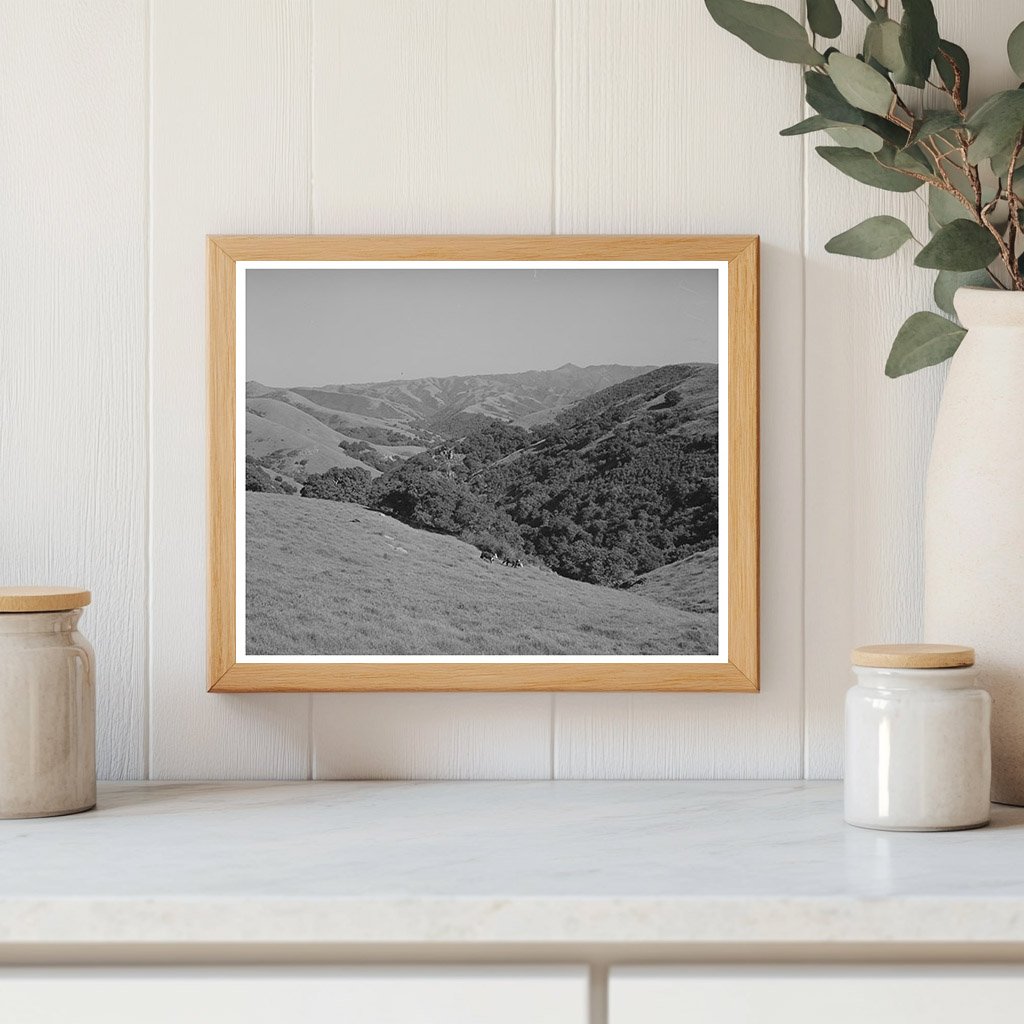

{"left": 803, "top": 2, "right": 1024, "bottom": 778}
{"left": 308, "top": 0, "right": 556, "bottom": 779}
{"left": 9, "top": 0, "right": 1009, "bottom": 781}
{"left": 148, "top": 0, "right": 312, "bottom": 778}
{"left": 0, "top": 1, "right": 148, "bottom": 779}
{"left": 551, "top": 0, "right": 806, "bottom": 777}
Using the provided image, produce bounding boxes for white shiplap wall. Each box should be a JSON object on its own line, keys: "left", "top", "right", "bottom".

{"left": 3, "top": 0, "right": 1016, "bottom": 780}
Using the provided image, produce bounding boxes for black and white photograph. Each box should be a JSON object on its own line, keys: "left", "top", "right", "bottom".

{"left": 240, "top": 263, "right": 725, "bottom": 659}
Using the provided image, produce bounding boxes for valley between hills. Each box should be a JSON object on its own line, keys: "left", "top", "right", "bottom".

{"left": 245, "top": 362, "right": 719, "bottom": 657}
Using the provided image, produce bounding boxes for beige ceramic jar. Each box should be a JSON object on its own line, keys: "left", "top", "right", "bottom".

{"left": 0, "top": 587, "right": 95, "bottom": 818}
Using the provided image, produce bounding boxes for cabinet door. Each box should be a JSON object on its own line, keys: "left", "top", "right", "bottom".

{"left": 0, "top": 967, "right": 588, "bottom": 1024}
{"left": 610, "top": 967, "right": 1024, "bottom": 1024}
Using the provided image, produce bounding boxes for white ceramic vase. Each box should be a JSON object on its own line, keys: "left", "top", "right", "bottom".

{"left": 923, "top": 287, "right": 1024, "bottom": 805}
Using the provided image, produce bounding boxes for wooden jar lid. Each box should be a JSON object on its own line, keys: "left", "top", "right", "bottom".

{"left": 0, "top": 587, "right": 91, "bottom": 613}
{"left": 851, "top": 643, "right": 975, "bottom": 669}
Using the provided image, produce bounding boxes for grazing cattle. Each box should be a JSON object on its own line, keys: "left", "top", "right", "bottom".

{"left": 502, "top": 557, "right": 524, "bottom": 568}
{"left": 616, "top": 578, "right": 645, "bottom": 589}
{"left": 480, "top": 550, "right": 498, "bottom": 562}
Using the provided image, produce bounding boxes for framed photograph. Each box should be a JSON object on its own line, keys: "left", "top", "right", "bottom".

{"left": 208, "top": 236, "right": 758, "bottom": 692}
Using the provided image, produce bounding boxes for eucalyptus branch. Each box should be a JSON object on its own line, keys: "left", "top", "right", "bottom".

{"left": 705, "top": 0, "right": 1024, "bottom": 375}
{"left": 935, "top": 47, "right": 966, "bottom": 116}
{"left": 986, "top": 267, "right": 1008, "bottom": 289}
{"left": 919, "top": 139, "right": 954, "bottom": 186}
{"left": 1007, "top": 137, "right": 1024, "bottom": 287}
{"left": 962, "top": 145, "right": 984, "bottom": 210}
{"left": 893, "top": 93, "right": 916, "bottom": 121}
{"left": 928, "top": 134, "right": 966, "bottom": 169}
{"left": 980, "top": 204, "right": 1020, "bottom": 288}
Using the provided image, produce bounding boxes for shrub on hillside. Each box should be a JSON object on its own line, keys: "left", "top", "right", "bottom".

{"left": 337, "top": 439, "right": 390, "bottom": 472}
{"left": 370, "top": 459, "right": 524, "bottom": 551}
{"left": 245, "top": 458, "right": 296, "bottom": 494}
{"left": 454, "top": 420, "right": 532, "bottom": 474}
{"left": 301, "top": 466, "right": 373, "bottom": 503}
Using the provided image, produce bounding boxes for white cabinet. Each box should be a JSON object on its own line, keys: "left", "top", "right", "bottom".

{"left": 0, "top": 967, "right": 588, "bottom": 1024}
{"left": 609, "top": 967, "right": 1024, "bottom": 1024}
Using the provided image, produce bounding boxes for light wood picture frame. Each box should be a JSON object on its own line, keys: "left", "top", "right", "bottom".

{"left": 208, "top": 235, "right": 759, "bottom": 692}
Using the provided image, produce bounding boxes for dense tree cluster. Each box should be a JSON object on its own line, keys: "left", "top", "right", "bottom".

{"left": 332, "top": 423, "right": 413, "bottom": 446}
{"left": 301, "top": 466, "right": 373, "bottom": 503}
{"left": 484, "top": 428, "right": 717, "bottom": 584}
{"left": 453, "top": 420, "right": 533, "bottom": 474}
{"left": 294, "top": 364, "right": 718, "bottom": 588}
{"left": 369, "top": 457, "right": 524, "bottom": 556}
{"left": 245, "top": 457, "right": 296, "bottom": 494}
{"left": 427, "top": 410, "right": 497, "bottom": 440}
{"left": 474, "top": 364, "right": 719, "bottom": 584}
{"left": 337, "top": 438, "right": 391, "bottom": 472}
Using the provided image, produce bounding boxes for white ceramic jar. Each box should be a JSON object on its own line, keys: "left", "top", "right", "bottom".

{"left": 844, "top": 644, "right": 990, "bottom": 832}
{"left": 0, "top": 587, "right": 95, "bottom": 818}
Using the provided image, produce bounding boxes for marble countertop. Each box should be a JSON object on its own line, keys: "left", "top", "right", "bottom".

{"left": 2, "top": 780, "right": 1024, "bottom": 948}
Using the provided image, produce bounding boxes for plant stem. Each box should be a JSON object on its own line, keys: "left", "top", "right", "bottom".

{"left": 935, "top": 48, "right": 967, "bottom": 117}
{"left": 986, "top": 267, "right": 1007, "bottom": 289}
{"left": 1006, "top": 137, "right": 1024, "bottom": 289}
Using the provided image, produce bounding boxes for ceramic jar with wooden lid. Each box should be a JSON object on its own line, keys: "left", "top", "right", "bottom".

{"left": 0, "top": 587, "right": 95, "bottom": 818}
{"left": 844, "top": 644, "right": 991, "bottom": 832}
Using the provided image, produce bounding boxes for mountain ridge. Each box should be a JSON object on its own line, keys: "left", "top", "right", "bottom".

{"left": 249, "top": 362, "right": 659, "bottom": 432}
{"left": 259, "top": 361, "right": 655, "bottom": 392}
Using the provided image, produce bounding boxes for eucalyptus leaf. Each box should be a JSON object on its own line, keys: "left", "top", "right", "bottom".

{"left": 827, "top": 53, "right": 894, "bottom": 116}
{"left": 819, "top": 144, "right": 925, "bottom": 192}
{"left": 826, "top": 125, "right": 884, "bottom": 152}
{"left": 907, "top": 111, "right": 963, "bottom": 147}
{"left": 942, "top": 161, "right": 985, "bottom": 205}
{"left": 864, "top": 19, "right": 905, "bottom": 75}
{"left": 885, "top": 311, "right": 966, "bottom": 378}
{"left": 816, "top": 145, "right": 923, "bottom": 191}
{"left": 863, "top": 112, "right": 910, "bottom": 148}
{"left": 967, "top": 89, "right": 1024, "bottom": 163}
{"left": 990, "top": 130, "right": 1024, "bottom": 181}
{"left": 880, "top": 143, "right": 933, "bottom": 175}
{"left": 807, "top": 0, "right": 841, "bottom": 39}
{"left": 928, "top": 185, "right": 970, "bottom": 227}
{"left": 892, "top": 67, "right": 927, "bottom": 89}
{"left": 926, "top": 175, "right": 998, "bottom": 227}
{"left": 934, "top": 270, "right": 992, "bottom": 318}
{"left": 825, "top": 215, "right": 914, "bottom": 259}
{"left": 914, "top": 220, "right": 1001, "bottom": 271}
{"left": 780, "top": 114, "right": 834, "bottom": 136}
{"left": 783, "top": 112, "right": 886, "bottom": 152}
{"left": 899, "top": 0, "right": 940, "bottom": 83}
{"left": 1009, "top": 21, "right": 1024, "bottom": 80}
{"left": 935, "top": 40, "right": 970, "bottom": 107}
{"left": 705, "top": 0, "right": 825, "bottom": 64}
{"left": 805, "top": 70, "right": 868, "bottom": 124}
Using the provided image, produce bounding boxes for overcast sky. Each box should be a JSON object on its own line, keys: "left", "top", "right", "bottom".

{"left": 245, "top": 267, "right": 719, "bottom": 386}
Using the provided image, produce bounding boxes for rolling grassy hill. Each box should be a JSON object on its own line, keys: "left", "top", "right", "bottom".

{"left": 246, "top": 493, "right": 717, "bottom": 657}
{"left": 245, "top": 412, "right": 379, "bottom": 480}
{"left": 247, "top": 395, "right": 424, "bottom": 475}
{"left": 632, "top": 551, "right": 718, "bottom": 614}
{"left": 248, "top": 396, "right": 360, "bottom": 448}
{"left": 246, "top": 363, "right": 665, "bottom": 496}
{"left": 252, "top": 363, "right": 655, "bottom": 435}
{"left": 270, "top": 389, "right": 425, "bottom": 441}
